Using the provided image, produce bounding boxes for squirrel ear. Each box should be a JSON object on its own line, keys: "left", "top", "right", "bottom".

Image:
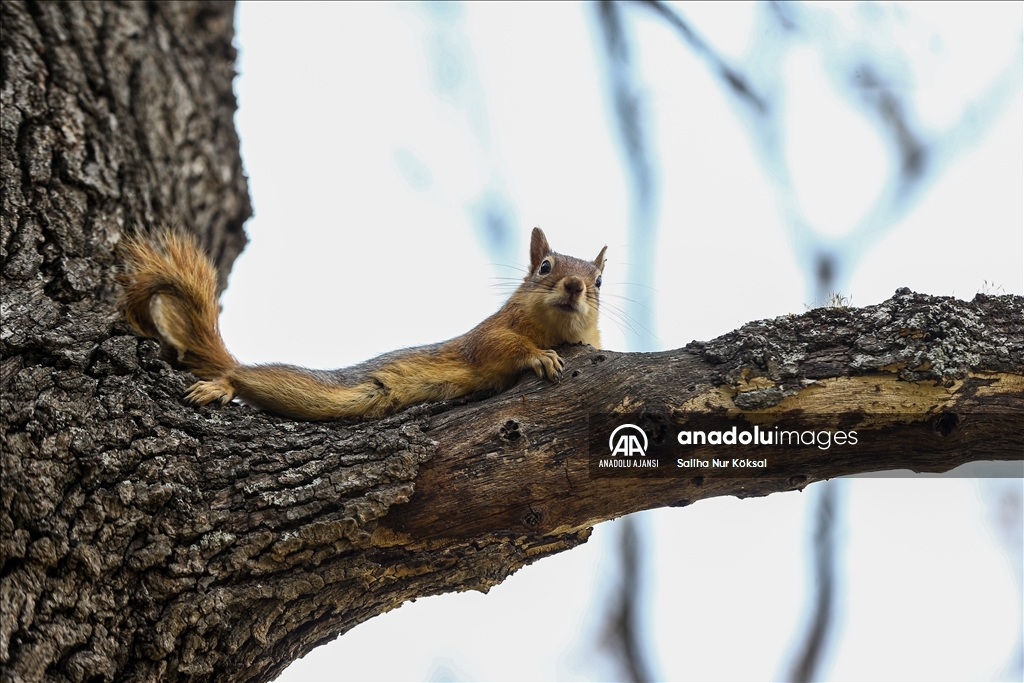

{"left": 594, "top": 246, "right": 607, "bottom": 270}
{"left": 530, "top": 228, "right": 551, "bottom": 271}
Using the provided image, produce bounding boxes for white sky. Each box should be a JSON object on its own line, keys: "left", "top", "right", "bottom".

{"left": 225, "top": 2, "right": 1023, "bottom": 681}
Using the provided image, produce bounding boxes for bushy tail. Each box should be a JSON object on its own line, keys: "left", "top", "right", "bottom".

{"left": 119, "top": 231, "right": 477, "bottom": 421}
{"left": 119, "top": 230, "right": 237, "bottom": 379}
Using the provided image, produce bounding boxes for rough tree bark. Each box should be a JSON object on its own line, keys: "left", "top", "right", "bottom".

{"left": 2, "top": 2, "right": 1022, "bottom": 682}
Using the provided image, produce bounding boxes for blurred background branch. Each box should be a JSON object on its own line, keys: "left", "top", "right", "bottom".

{"left": 634, "top": 0, "right": 1023, "bottom": 304}
{"left": 789, "top": 481, "right": 841, "bottom": 683}
{"left": 585, "top": 7, "right": 1021, "bottom": 675}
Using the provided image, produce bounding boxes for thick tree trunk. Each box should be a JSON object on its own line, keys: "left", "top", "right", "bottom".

{"left": 2, "top": 1, "right": 250, "bottom": 680}
{"left": 2, "top": 2, "right": 1021, "bottom": 682}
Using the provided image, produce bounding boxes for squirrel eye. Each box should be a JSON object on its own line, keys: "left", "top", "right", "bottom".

{"left": 595, "top": 275, "right": 602, "bottom": 288}
{"left": 539, "top": 259, "right": 551, "bottom": 275}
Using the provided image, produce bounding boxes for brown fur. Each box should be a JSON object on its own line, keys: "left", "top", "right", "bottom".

{"left": 119, "top": 228, "right": 606, "bottom": 420}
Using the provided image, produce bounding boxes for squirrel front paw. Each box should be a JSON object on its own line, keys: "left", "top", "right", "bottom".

{"left": 185, "top": 378, "right": 236, "bottom": 406}
{"left": 529, "top": 349, "right": 564, "bottom": 382}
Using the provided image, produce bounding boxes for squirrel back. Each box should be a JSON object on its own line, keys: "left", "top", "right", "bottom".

{"left": 120, "top": 228, "right": 607, "bottom": 420}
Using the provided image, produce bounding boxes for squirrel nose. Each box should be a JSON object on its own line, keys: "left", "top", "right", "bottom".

{"left": 564, "top": 277, "right": 584, "bottom": 296}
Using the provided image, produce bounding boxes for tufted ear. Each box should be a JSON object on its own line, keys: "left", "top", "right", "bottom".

{"left": 593, "top": 245, "right": 607, "bottom": 270}
{"left": 530, "top": 227, "right": 551, "bottom": 272}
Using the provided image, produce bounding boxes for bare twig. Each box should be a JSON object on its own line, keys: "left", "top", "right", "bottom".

{"left": 789, "top": 481, "right": 841, "bottom": 682}
{"left": 594, "top": 0, "right": 660, "bottom": 352}
{"left": 602, "top": 517, "right": 654, "bottom": 683}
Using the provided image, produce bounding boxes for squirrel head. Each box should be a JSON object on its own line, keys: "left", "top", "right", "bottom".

{"left": 520, "top": 227, "right": 607, "bottom": 344}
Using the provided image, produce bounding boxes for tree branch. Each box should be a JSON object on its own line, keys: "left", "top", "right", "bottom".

{"left": 382, "top": 290, "right": 1023, "bottom": 544}
{"left": 5, "top": 284, "right": 1022, "bottom": 683}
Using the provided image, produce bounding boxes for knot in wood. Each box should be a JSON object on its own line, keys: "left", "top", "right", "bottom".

{"left": 522, "top": 508, "right": 542, "bottom": 529}
{"left": 499, "top": 419, "right": 522, "bottom": 442}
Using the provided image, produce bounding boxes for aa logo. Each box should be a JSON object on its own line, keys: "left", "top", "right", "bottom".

{"left": 608, "top": 424, "right": 648, "bottom": 457}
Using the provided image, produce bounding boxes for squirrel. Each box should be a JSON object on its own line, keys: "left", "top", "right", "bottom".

{"left": 119, "top": 228, "right": 607, "bottom": 420}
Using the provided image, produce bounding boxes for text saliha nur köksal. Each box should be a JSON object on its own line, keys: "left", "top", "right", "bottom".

{"left": 676, "top": 426, "right": 858, "bottom": 450}
{"left": 677, "top": 458, "right": 768, "bottom": 468}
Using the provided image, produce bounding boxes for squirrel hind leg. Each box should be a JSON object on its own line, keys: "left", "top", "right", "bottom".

{"left": 150, "top": 294, "right": 191, "bottom": 359}
{"left": 185, "top": 378, "right": 237, "bottom": 406}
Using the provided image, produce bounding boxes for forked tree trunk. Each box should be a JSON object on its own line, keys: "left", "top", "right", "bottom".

{"left": 2, "top": 2, "right": 1022, "bottom": 682}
